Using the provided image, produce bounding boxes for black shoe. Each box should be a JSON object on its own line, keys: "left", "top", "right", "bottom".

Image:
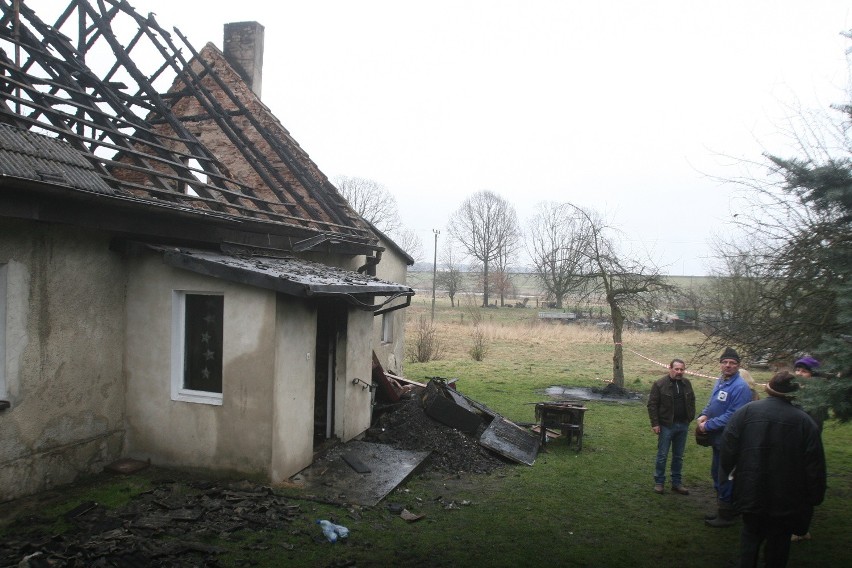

{"left": 705, "top": 516, "right": 736, "bottom": 528}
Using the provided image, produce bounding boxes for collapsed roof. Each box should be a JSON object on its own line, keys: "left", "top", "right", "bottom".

{"left": 0, "top": 0, "right": 414, "bottom": 308}
{"left": 0, "top": 0, "right": 378, "bottom": 254}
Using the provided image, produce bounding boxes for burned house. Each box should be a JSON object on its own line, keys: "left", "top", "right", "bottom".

{"left": 0, "top": 0, "right": 413, "bottom": 501}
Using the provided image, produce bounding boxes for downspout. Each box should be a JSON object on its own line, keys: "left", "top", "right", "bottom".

{"left": 358, "top": 250, "right": 381, "bottom": 276}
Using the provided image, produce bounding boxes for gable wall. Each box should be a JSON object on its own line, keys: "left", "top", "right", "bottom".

{"left": 170, "top": 46, "right": 359, "bottom": 233}
{"left": 0, "top": 221, "right": 126, "bottom": 501}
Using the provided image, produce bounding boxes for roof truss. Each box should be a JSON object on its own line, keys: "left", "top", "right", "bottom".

{"left": 0, "top": 0, "right": 371, "bottom": 242}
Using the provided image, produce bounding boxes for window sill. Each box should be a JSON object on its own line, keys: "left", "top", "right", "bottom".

{"left": 172, "top": 389, "right": 223, "bottom": 406}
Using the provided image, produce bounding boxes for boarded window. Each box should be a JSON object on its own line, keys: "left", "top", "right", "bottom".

{"left": 183, "top": 294, "right": 223, "bottom": 393}
{"left": 171, "top": 291, "right": 224, "bottom": 405}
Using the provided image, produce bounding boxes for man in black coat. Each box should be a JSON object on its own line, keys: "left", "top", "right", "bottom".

{"left": 720, "top": 371, "right": 827, "bottom": 568}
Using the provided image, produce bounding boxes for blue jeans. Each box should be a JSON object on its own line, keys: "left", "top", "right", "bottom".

{"left": 654, "top": 422, "right": 688, "bottom": 486}
{"left": 711, "top": 446, "right": 734, "bottom": 503}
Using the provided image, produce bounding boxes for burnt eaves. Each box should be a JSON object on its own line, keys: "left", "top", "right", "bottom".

{"left": 151, "top": 245, "right": 414, "bottom": 312}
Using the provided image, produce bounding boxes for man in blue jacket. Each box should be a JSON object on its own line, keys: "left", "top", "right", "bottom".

{"left": 697, "top": 347, "right": 753, "bottom": 527}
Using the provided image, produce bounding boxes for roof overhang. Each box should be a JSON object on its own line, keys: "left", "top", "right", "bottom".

{"left": 151, "top": 245, "right": 414, "bottom": 313}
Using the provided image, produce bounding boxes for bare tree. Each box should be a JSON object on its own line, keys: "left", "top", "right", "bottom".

{"left": 334, "top": 176, "right": 401, "bottom": 235}
{"left": 393, "top": 227, "right": 424, "bottom": 262}
{"left": 435, "top": 238, "right": 465, "bottom": 307}
{"left": 448, "top": 190, "right": 520, "bottom": 307}
{"left": 569, "top": 205, "right": 675, "bottom": 388}
{"left": 492, "top": 224, "right": 521, "bottom": 307}
{"left": 527, "top": 201, "right": 595, "bottom": 308}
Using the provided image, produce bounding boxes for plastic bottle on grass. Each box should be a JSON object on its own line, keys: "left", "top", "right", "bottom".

{"left": 333, "top": 523, "right": 349, "bottom": 539}
{"left": 317, "top": 520, "right": 337, "bottom": 543}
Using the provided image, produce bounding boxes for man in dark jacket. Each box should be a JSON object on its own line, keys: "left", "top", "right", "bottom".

{"left": 720, "top": 371, "right": 827, "bottom": 568}
{"left": 647, "top": 358, "right": 696, "bottom": 495}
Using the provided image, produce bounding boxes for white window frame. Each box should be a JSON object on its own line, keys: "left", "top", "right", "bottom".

{"left": 381, "top": 312, "right": 394, "bottom": 344}
{"left": 171, "top": 290, "right": 224, "bottom": 406}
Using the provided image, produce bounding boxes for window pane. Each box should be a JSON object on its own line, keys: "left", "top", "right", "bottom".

{"left": 183, "top": 294, "right": 223, "bottom": 393}
{"left": 382, "top": 313, "right": 393, "bottom": 343}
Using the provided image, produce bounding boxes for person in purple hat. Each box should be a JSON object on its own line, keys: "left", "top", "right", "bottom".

{"left": 791, "top": 355, "right": 827, "bottom": 542}
{"left": 793, "top": 356, "right": 829, "bottom": 431}
{"left": 794, "top": 356, "right": 822, "bottom": 378}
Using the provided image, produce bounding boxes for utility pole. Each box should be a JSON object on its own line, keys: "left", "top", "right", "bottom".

{"left": 431, "top": 229, "right": 440, "bottom": 321}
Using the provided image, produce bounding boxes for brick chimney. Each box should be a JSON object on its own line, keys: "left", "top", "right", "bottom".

{"left": 223, "top": 22, "right": 265, "bottom": 98}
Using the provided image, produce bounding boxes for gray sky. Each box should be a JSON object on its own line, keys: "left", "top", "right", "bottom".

{"left": 36, "top": 1, "right": 852, "bottom": 274}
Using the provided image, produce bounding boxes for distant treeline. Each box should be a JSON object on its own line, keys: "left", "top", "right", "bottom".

{"left": 406, "top": 270, "right": 708, "bottom": 299}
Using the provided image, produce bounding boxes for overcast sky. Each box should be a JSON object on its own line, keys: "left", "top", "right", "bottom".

{"left": 34, "top": 1, "right": 852, "bottom": 274}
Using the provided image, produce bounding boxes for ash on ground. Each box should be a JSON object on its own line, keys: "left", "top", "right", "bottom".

{"left": 364, "top": 390, "right": 509, "bottom": 476}
{"left": 545, "top": 383, "right": 642, "bottom": 402}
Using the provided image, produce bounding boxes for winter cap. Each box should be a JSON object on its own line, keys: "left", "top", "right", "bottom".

{"left": 719, "top": 347, "right": 740, "bottom": 363}
{"left": 765, "top": 371, "right": 800, "bottom": 399}
{"left": 794, "top": 356, "right": 820, "bottom": 371}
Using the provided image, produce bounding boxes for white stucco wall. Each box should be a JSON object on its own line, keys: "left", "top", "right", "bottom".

{"left": 371, "top": 243, "right": 411, "bottom": 375}
{"left": 0, "top": 222, "right": 126, "bottom": 501}
{"left": 124, "top": 253, "right": 280, "bottom": 477}
{"left": 270, "top": 295, "right": 316, "bottom": 482}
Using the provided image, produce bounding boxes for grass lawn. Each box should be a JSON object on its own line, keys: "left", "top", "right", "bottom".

{"left": 1, "top": 297, "right": 849, "bottom": 567}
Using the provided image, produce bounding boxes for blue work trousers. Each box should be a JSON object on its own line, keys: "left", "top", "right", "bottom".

{"left": 654, "top": 422, "right": 689, "bottom": 486}
{"left": 711, "top": 446, "right": 734, "bottom": 503}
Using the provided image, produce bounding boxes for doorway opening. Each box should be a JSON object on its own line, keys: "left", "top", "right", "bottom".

{"left": 314, "top": 302, "right": 345, "bottom": 448}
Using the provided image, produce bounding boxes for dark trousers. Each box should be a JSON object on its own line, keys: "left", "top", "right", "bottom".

{"left": 793, "top": 505, "right": 814, "bottom": 536}
{"left": 740, "top": 512, "right": 796, "bottom": 568}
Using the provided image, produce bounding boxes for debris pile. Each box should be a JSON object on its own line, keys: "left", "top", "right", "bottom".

{"left": 1, "top": 480, "right": 302, "bottom": 567}
{"left": 365, "top": 387, "right": 510, "bottom": 475}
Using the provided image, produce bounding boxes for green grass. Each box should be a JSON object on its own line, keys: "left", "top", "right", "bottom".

{"left": 2, "top": 299, "right": 849, "bottom": 567}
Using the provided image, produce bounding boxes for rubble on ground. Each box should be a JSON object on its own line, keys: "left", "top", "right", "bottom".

{"left": 0, "top": 381, "right": 513, "bottom": 566}
{"left": 365, "top": 388, "right": 509, "bottom": 475}
{"left": 0, "top": 479, "right": 302, "bottom": 567}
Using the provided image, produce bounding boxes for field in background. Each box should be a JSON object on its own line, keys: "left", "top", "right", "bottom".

{"left": 406, "top": 270, "right": 709, "bottom": 307}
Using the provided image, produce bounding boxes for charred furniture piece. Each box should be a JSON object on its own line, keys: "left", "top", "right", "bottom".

{"left": 535, "top": 401, "right": 588, "bottom": 451}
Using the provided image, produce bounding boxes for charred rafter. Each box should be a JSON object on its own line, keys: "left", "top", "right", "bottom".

{"left": 0, "top": 0, "right": 373, "bottom": 243}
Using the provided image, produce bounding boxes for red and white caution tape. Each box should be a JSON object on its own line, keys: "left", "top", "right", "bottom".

{"left": 622, "top": 346, "right": 718, "bottom": 380}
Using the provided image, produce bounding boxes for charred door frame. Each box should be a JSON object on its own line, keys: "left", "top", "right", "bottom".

{"left": 314, "top": 300, "right": 347, "bottom": 446}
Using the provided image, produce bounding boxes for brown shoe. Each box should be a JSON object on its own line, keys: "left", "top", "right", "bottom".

{"left": 671, "top": 485, "right": 690, "bottom": 495}
{"left": 654, "top": 484, "right": 664, "bottom": 494}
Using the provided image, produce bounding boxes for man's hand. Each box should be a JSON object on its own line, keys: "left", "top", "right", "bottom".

{"left": 652, "top": 426, "right": 660, "bottom": 435}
